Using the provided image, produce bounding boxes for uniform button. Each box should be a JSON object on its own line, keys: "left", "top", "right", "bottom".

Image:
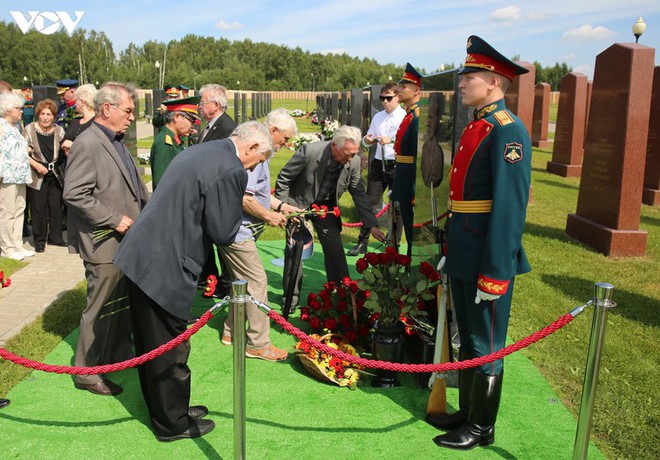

{"left": 448, "top": 213, "right": 453, "bottom": 218}
{"left": 469, "top": 124, "right": 473, "bottom": 129}
{"left": 450, "top": 191, "right": 453, "bottom": 196}
{"left": 459, "top": 146, "right": 463, "bottom": 150}
{"left": 453, "top": 168, "right": 457, "bottom": 173}
{"left": 486, "top": 127, "right": 491, "bottom": 132}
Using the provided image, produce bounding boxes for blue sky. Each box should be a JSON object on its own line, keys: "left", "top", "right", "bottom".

{"left": 3, "top": 1, "right": 660, "bottom": 80}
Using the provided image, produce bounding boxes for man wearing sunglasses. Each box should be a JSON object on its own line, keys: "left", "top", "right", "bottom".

{"left": 348, "top": 82, "right": 405, "bottom": 256}
{"left": 150, "top": 96, "right": 201, "bottom": 189}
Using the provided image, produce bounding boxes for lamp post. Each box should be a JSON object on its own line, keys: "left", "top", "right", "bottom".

{"left": 22, "top": 76, "right": 27, "bottom": 87}
{"left": 311, "top": 73, "right": 316, "bottom": 93}
{"left": 155, "top": 60, "right": 161, "bottom": 88}
{"left": 388, "top": 75, "right": 392, "bottom": 82}
{"left": 632, "top": 17, "right": 646, "bottom": 43}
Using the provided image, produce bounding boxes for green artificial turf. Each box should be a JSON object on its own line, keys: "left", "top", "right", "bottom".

{"left": 0, "top": 241, "right": 603, "bottom": 459}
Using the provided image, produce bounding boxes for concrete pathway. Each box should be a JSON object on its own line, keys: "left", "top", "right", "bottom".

{"left": 0, "top": 120, "right": 153, "bottom": 346}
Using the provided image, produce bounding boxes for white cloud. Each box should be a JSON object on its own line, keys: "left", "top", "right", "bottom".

{"left": 559, "top": 53, "right": 577, "bottom": 61}
{"left": 489, "top": 5, "right": 522, "bottom": 26}
{"left": 215, "top": 20, "right": 243, "bottom": 31}
{"left": 562, "top": 25, "right": 615, "bottom": 41}
{"left": 319, "top": 48, "right": 347, "bottom": 56}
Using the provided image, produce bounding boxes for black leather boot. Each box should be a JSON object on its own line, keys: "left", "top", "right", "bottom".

{"left": 347, "top": 227, "right": 370, "bottom": 256}
{"left": 0, "top": 398, "right": 10, "bottom": 409}
{"left": 426, "top": 350, "right": 474, "bottom": 430}
{"left": 433, "top": 372, "right": 503, "bottom": 450}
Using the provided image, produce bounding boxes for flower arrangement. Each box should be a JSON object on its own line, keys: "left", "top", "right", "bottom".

{"left": 301, "top": 278, "right": 371, "bottom": 344}
{"left": 0, "top": 271, "right": 11, "bottom": 289}
{"left": 295, "top": 333, "right": 362, "bottom": 389}
{"left": 289, "top": 132, "right": 322, "bottom": 151}
{"left": 287, "top": 109, "right": 306, "bottom": 117}
{"left": 245, "top": 204, "right": 340, "bottom": 238}
{"left": 320, "top": 118, "right": 339, "bottom": 139}
{"left": 355, "top": 246, "right": 440, "bottom": 329}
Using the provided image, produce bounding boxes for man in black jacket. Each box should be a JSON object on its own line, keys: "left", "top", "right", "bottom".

{"left": 114, "top": 121, "right": 273, "bottom": 442}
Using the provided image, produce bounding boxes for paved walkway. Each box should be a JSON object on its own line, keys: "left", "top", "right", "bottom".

{"left": 0, "top": 120, "right": 154, "bottom": 347}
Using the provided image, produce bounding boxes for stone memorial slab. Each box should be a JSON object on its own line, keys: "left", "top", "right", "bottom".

{"left": 566, "top": 43, "right": 654, "bottom": 257}
{"left": 547, "top": 72, "right": 588, "bottom": 177}
{"left": 31, "top": 86, "right": 59, "bottom": 108}
{"left": 234, "top": 92, "right": 239, "bottom": 121}
{"left": 350, "top": 88, "right": 363, "bottom": 128}
{"left": 340, "top": 91, "right": 348, "bottom": 126}
{"left": 643, "top": 66, "right": 660, "bottom": 206}
{"left": 532, "top": 83, "right": 552, "bottom": 149}
{"left": 503, "top": 61, "right": 536, "bottom": 135}
{"left": 331, "top": 93, "right": 339, "bottom": 121}
{"left": 241, "top": 94, "right": 247, "bottom": 123}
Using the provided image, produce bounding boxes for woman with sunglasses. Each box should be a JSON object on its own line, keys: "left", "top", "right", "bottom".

{"left": 149, "top": 96, "right": 201, "bottom": 189}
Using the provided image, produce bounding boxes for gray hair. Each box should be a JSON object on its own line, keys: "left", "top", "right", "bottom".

{"left": 232, "top": 121, "right": 274, "bottom": 158}
{"left": 332, "top": 125, "right": 362, "bottom": 148}
{"left": 0, "top": 92, "right": 25, "bottom": 117}
{"left": 199, "top": 84, "right": 228, "bottom": 109}
{"left": 94, "top": 82, "right": 137, "bottom": 114}
{"left": 264, "top": 108, "right": 298, "bottom": 136}
{"left": 74, "top": 83, "right": 97, "bottom": 109}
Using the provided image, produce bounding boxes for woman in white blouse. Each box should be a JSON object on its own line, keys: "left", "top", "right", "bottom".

{"left": 0, "top": 92, "right": 34, "bottom": 260}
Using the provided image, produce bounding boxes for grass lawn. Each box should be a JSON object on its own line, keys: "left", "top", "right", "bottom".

{"left": 0, "top": 99, "right": 657, "bottom": 459}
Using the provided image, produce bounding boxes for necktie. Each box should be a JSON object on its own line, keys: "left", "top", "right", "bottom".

{"left": 200, "top": 124, "right": 211, "bottom": 142}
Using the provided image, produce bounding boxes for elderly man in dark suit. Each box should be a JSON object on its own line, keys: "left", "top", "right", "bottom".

{"left": 114, "top": 121, "right": 274, "bottom": 442}
{"left": 63, "top": 82, "right": 149, "bottom": 397}
{"left": 275, "top": 125, "right": 386, "bottom": 309}
{"left": 197, "top": 83, "right": 238, "bottom": 297}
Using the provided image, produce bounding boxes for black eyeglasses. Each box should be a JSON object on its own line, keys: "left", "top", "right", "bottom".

{"left": 379, "top": 95, "right": 396, "bottom": 102}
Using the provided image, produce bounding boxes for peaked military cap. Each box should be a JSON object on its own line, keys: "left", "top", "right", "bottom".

{"left": 55, "top": 79, "right": 79, "bottom": 94}
{"left": 458, "top": 35, "right": 529, "bottom": 81}
{"left": 163, "top": 95, "right": 201, "bottom": 122}
{"left": 164, "top": 84, "right": 181, "bottom": 97}
{"left": 399, "top": 63, "right": 422, "bottom": 86}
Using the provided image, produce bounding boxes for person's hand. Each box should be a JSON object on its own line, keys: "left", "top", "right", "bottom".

{"left": 266, "top": 211, "right": 287, "bottom": 228}
{"left": 369, "top": 227, "right": 386, "bottom": 243}
{"left": 378, "top": 135, "right": 392, "bottom": 145}
{"left": 61, "top": 139, "right": 73, "bottom": 154}
{"left": 364, "top": 134, "right": 377, "bottom": 145}
{"left": 279, "top": 203, "right": 304, "bottom": 216}
{"left": 115, "top": 216, "right": 134, "bottom": 234}
{"left": 474, "top": 289, "right": 501, "bottom": 304}
{"left": 34, "top": 164, "right": 48, "bottom": 175}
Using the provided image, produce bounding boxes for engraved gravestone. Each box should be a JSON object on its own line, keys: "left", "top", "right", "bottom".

{"left": 532, "top": 83, "right": 552, "bottom": 149}
{"left": 643, "top": 67, "right": 660, "bottom": 206}
{"left": 547, "top": 73, "right": 588, "bottom": 177}
{"left": 566, "top": 43, "right": 654, "bottom": 256}
{"left": 503, "top": 61, "right": 536, "bottom": 135}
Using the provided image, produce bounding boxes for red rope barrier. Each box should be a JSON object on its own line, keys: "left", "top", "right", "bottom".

{"left": 270, "top": 310, "right": 575, "bottom": 373}
{"left": 0, "top": 310, "right": 214, "bottom": 375}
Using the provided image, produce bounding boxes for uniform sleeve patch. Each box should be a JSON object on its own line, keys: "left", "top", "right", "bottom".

{"left": 503, "top": 142, "right": 523, "bottom": 164}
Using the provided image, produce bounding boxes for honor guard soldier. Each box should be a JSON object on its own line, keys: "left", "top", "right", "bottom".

{"left": 391, "top": 63, "right": 422, "bottom": 257}
{"left": 150, "top": 96, "right": 201, "bottom": 189}
{"left": 153, "top": 84, "right": 182, "bottom": 129}
{"left": 55, "top": 79, "right": 79, "bottom": 129}
{"left": 429, "top": 35, "right": 532, "bottom": 450}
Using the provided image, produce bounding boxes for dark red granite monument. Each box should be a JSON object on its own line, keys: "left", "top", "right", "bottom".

{"left": 504, "top": 61, "right": 536, "bottom": 135}
{"left": 547, "top": 72, "right": 587, "bottom": 177}
{"left": 643, "top": 67, "right": 660, "bottom": 206}
{"left": 566, "top": 43, "right": 655, "bottom": 257}
{"left": 532, "top": 82, "right": 552, "bottom": 149}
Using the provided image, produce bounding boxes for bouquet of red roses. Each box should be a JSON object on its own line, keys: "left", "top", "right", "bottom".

{"left": 245, "top": 204, "right": 340, "bottom": 239}
{"left": 300, "top": 277, "right": 371, "bottom": 344}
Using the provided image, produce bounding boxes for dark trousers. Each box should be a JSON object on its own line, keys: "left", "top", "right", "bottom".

{"left": 128, "top": 280, "right": 193, "bottom": 437}
{"left": 28, "top": 174, "right": 64, "bottom": 245}
{"left": 359, "top": 159, "right": 401, "bottom": 244}
{"left": 199, "top": 246, "right": 231, "bottom": 294}
{"left": 450, "top": 277, "right": 514, "bottom": 375}
{"left": 283, "top": 213, "right": 348, "bottom": 306}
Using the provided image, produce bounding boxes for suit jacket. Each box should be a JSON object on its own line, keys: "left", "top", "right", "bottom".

{"left": 445, "top": 99, "right": 531, "bottom": 295}
{"left": 63, "top": 123, "right": 149, "bottom": 264}
{"left": 114, "top": 138, "right": 247, "bottom": 320}
{"left": 200, "top": 112, "right": 237, "bottom": 143}
{"left": 275, "top": 140, "right": 378, "bottom": 229}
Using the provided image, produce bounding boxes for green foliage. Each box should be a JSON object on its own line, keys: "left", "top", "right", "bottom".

{"left": 534, "top": 61, "right": 573, "bottom": 90}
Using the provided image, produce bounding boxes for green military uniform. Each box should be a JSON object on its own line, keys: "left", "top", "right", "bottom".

{"left": 431, "top": 35, "right": 532, "bottom": 451}
{"left": 150, "top": 126, "right": 185, "bottom": 189}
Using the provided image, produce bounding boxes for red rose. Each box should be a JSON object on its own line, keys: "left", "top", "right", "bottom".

{"left": 324, "top": 281, "right": 336, "bottom": 291}
{"left": 338, "top": 314, "right": 351, "bottom": 328}
{"left": 300, "top": 311, "right": 310, "bottom": 321}
{"left": 309, "top": 316, "right": 321, "bottom": 330}
{"left": 308, "top": 300, "right": 321, "bottom": 311}
{"left": 358, "top": 325, "right": 371, "bottom": 337}
{"left": 333, "top": 206, "right": 341, "bottom": 217}
{"left": 344, "top": 330, "right": 357, "bottom": 343}
{"left": 336, "top": 300, "right": 348, "bottom": 312}
{"left": 419, "top": 261, "right": 434, "bottom": 276}
{"left": 337, "top": 287, "right": 347, "bottom": 298}
{"left": 396, "top": 254, "right": 411, "bottom": 266}
{"left": 319, "top": 289, "right": 331, "bottom": 300}
{"left": 365, "top": 252, "right": 380, "bottom": 266}
{"left": 356, "top": 258, "right": 369, "bottom": 273}
{"left": 307, "top": 292, "right": 318, "bottom": 303}
{"left": 323, "top": 318, "right": 337, "bottom": 330}
{"left": 347, "top": 280, "right": 359, "bottom": 294}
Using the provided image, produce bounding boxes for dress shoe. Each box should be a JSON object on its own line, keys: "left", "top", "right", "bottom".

{"left": 74, "top": 379, "right": 123, "bottom": 396}
{"left": 48, "top": 240, "right": 67, "bottom": 247}
{"left": 35, "top": 242, "right": 46, "bottom": 253}
{"left": 347, "top": 242, "right": 368, "bottom": 256}
{"left": 188, "top": 405, "right": 209, "bottom": 419}
{"left": 0, "top": 398, "right": 10, "bottom": 409}
{"left": 156, "top": 418, "right": 215, "bottom": 442}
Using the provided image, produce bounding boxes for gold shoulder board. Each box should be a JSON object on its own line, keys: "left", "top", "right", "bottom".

{"left": 493, "top": 110, "right": 514, "bottom": 126}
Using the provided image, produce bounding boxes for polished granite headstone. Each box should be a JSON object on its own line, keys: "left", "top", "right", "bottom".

{"left": 547, "top": 73, "right": 588, "bottom": 177}
{"left": 503, "top": 61, "right": 536, "bottom": 135}
{"left": 532, "top": 83, "right": 552, "bottom": 149}
{"left": 340, "top": 91, "right": 348, "bottom": 126}
{"left": 643, "top": 66, "right": 660, "bottom": 206}
{"left": 566, "top": 43, "right": 654, "bottom": 257}
{"left": 350, "top": 88, "right": 363, "bottom": 128}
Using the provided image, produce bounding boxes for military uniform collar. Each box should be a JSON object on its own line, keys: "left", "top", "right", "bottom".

{"left": 405, "top": 102, "right": 419, "bottom": 114}
{"left": 474, "top": 99, "right": 506, "bottom": 120}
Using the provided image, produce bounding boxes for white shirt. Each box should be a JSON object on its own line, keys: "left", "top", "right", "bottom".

{"left": 363, "top": 105, "right": 406, "bottom": 161}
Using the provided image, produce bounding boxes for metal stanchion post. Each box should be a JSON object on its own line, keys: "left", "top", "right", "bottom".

{"left": 572, "top": 282, "right": 616, "bottom": 460}
{"left": 231, "top": 279, "right": 248, "bottom": 460}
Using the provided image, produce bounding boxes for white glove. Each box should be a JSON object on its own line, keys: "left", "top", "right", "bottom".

{"left": 436, "top": 256, "right": 445, "bottom": 271}
{"left": 474, "top": 289, "right": 501, "bottom": 304}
